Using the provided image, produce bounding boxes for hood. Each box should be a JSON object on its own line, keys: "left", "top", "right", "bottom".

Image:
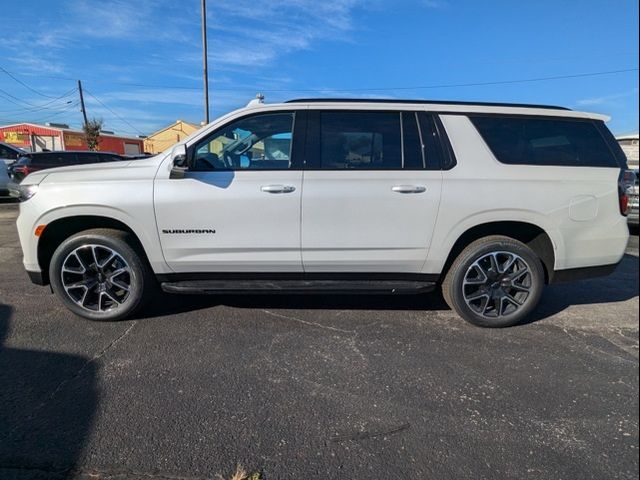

{"left": 23, "top": 154, "right": 165, "bottom": 186}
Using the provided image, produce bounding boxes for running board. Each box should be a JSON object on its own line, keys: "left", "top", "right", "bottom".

{"left": 160, "top": 279, "right": 436, "bottom": 295}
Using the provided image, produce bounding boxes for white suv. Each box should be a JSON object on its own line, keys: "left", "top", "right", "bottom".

{"left": 14, "top": 99, "right": 631, "bottom": 327}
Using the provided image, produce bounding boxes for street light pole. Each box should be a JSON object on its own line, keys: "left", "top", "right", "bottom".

{"left": 201, "top": 0, "right": 210, "bottom": 124}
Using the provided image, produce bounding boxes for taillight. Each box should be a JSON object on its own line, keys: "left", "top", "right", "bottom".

{"left": 618, "top": 169, "right": 634, "bottom": 216}
{"left": 13, "top": 166, "right": 31, "bottom": 176}
{"left": 620, "top": 193, "right": 629, "bottom": 216}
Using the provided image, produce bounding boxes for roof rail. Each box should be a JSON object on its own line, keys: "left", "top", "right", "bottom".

{"left": 284, "top": 98, "right": 571, "bottom": 111}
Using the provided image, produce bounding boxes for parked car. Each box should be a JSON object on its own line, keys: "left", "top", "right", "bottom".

{"left": 8, "top": 151, "right": 125, "bottom": 182}
{"left": 0, "top": 160, "right": 11, "bottom": 197}
{"left": 627, "top": 169, "right": 639, "bottom": 226}
{"left": 1, "top": 142, "right": 24, "bottom": 197}
{"left": 0, "top": 142, "right": 26, "bottom": 166}
{"left": 13, "top": 98, "right": 632, "bottom": 327}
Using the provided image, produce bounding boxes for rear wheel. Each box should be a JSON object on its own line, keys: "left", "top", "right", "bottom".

{"left": 442, "top": 235, "right": 545, "bottom": 327}
{"left": 49, "top": 229, "right": 155, "bottom": 321}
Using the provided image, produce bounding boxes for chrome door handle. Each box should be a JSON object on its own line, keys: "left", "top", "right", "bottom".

{"left": 261, "top": 184, "right": 296, "bottom": 194}
{"left": 392, "top": 185, "right": 426, "bottom": 194}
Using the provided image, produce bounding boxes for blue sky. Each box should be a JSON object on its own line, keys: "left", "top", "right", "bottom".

{"left": 0, "top": 0, "right": 638, "bottom": 136}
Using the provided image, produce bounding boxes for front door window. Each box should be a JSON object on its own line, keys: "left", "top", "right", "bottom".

{"left": 192, "top": 113, "right": 294, "bottom": 171}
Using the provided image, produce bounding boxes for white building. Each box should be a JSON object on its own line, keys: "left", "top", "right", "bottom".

{"left": 617, "top": 133, "right": 639, "bottom": 169}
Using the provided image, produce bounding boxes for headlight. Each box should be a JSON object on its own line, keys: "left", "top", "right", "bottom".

{"left": 10, "top": 183, "right": 39, "bottom": 201}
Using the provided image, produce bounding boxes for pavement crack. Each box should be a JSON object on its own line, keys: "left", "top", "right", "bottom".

{"left": 261, "top": 309, "right": 353, "bottom": 333}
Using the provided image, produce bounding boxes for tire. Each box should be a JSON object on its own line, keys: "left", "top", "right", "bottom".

{"left": 49, "top": 228, "right": 155, "bottom": 321}
{"left": 442, "top": 235, "right": 545, "bottom": 328}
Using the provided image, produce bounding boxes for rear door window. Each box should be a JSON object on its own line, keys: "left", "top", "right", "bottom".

{"left": 470, "top": 116, "right": 619, "bottom": 168}
{"left": 402, "top": 112, "right": 425, "bottom": 169}
{"left": 318, "top": 112, "right": 402, "bottom": 170}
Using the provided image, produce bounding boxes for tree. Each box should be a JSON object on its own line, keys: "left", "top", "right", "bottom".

{"left": 83, "top": 118, "right": 103, "bottom": 151}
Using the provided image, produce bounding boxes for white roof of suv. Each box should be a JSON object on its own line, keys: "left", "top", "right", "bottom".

{"left": 245, "top": 98, "right": 610, "bottom": 122}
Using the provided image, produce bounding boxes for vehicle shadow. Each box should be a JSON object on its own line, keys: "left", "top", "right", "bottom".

{"left": 137, "top": 288, "right": 451, "bottom": 319}
{"left": 0, "top": 304, "right": 98, "bottom": 477}
{"left": 137, "top": 253, "right": 638, "bottom": 325}
{"left": 527, "top": 253, "right": 639, "bottom": 323}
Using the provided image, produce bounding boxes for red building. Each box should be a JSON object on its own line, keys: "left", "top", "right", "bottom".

{"left": 0, "top": 122, "right": 144, "bottom": 155}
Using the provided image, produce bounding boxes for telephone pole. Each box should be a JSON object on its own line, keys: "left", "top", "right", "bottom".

{"left": 78, "top": 80, "right": 88, "bottom": 126}
{"left": 201, "top": 0, "right": 210, "bottom": 124}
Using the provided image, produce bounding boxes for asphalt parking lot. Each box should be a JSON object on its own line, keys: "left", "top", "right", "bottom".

{"left": 0, "top": 201, "right": 638, "bottom": 480}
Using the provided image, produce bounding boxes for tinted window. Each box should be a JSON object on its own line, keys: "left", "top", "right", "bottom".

{"left": 0, "top": 145, "right": 17, "bottom": 158}
{"left": 33, "top": 153, "right": 78, "bottom": 166}
{"left": 470, "top": 116, "right": 618, "bottom": 168}
{"left": 402, "top": 112, "right": 424, "bottom": 169}
{"left": 417, "top": 113, "right": 456, "bottom": 170}
{"left": 76, "top": 152, "right": 101, "bottom": 164}
{"left": 99, "top": 154, "right": 123, "bottom": 162}
{"left": 319, "top": 112, "right": 401, "bottom": 170}
{"left": 193, "top": 113, "right": 294, "bottom": 171}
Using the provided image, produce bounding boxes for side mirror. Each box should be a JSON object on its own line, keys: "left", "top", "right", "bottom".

{"left": 170, "top": 144, "right": 188, "bottom": 179}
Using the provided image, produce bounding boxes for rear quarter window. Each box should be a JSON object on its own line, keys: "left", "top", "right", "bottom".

{"left": 99, "top": 154, "right": 124, "bottom": 162}
{"left": 34, "top": 153, "right": 79, "bottom": 166}
{"left": 470, "top": 115, "right": 619, "bottom": 168}
{"left": 76, "top": 153, "right": 101, "bottom": 164}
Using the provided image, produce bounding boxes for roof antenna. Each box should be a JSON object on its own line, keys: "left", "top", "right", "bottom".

{"left": 247, "top": 93, "right": 265, "bottom": 107}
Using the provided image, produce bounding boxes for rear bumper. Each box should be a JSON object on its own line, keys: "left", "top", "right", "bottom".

{"left": 550, "top": 261, "right": 621, "bottom": 284}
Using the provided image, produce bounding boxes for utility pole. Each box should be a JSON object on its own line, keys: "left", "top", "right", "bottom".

{"left": 78, "top": 80, "right": 88, "bottom": 126}
{"left": 201, "top": 0, "right": 210, "bottom": 124}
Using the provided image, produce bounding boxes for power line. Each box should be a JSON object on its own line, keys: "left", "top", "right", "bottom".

{"left": 245, "top": 67, "right": 640, "bottom": 93}
{"left": 82, "top": 88, "right": 146, "bottom": 136}
{"left": 0, "top": 66, "right": 637, "bottom": 93}
{"left": 0, "top": 87, "right": 78, "bottom": 113}
{"left": 32, "top": 101, "right": 81, "bottom": 124}
{"left": 0, "top": 66, "right": 62, "bottom": 99}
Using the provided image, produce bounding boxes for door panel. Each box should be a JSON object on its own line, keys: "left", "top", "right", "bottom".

{"left": 153, "top": 110, "right": 304, "bottom": 273}
{"left": 154, "top": 170, "right": 302, "bottom": 272}
{"left": 301, "top": 170, "right": 442, "bottom": 272}
{"left": 300, "top": 110, "right": 444, "bottom": 273}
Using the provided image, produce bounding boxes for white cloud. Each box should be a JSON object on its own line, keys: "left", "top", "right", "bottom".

{"left": 576, "top": 88, "right": 639, "bottom": 106}
{"left": 4, "top": 53, "right": 66, "bottom": 75}
{"left": 206, "top": 0, "right": 365, "bottom": 68}
{"left": 0, "top": 0, "right": 368, "bottom": 132}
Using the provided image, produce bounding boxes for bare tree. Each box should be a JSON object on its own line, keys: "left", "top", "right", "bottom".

{"left": 83, "top": 118, "right": 103, "bottom": 151}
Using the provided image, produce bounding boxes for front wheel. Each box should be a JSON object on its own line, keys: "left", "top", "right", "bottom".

{"left": 442, "top": 235, "right": 545, "bottom": 327}
{"left": 49, "top": 229, "right": 155, "bottom": 321}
